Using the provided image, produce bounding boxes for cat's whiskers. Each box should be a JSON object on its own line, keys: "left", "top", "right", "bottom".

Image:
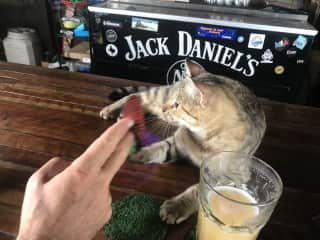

{"left": 144, "top": 116, "right": 159, "bottom": 123}
{"left": 145, "top": 114, "right": 160, "bottom": 120}
{"left": 144, "top": 117, "right": 161, "bottom": 128}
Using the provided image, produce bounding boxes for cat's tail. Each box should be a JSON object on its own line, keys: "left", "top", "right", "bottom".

{"left": 109, "top": 86, "right": 150, "bottom": 101}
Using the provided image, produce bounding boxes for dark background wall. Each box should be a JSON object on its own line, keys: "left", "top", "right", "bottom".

{"left": 0, "top": 0, "right": 58, "bottom": 60}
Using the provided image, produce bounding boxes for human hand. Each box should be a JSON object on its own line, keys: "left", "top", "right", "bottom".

{"left": 17, "top": 118, "right": 134, "bottom": 240}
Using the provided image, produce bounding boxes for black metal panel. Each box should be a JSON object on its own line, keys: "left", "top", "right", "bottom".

{"left": 89, "top": 6, "right": 316, "bottom": 103}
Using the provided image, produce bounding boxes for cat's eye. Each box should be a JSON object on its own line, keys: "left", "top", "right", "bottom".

{"left": 173, "top": 102, "right": 179, "bottom": 109}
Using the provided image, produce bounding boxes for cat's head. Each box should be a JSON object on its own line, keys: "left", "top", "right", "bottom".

{"left": 162, "top": 60, "right": 225, "bottom": 133}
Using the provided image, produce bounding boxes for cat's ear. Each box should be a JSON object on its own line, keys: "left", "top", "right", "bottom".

{"left": 183, "top": 75, "right": 205, "bottom": 105}
{"left": 185, "top": 59, "right": 205, "bottom": 78}
{"left": 182, "top": 60, "right": 207, "bottom": 104}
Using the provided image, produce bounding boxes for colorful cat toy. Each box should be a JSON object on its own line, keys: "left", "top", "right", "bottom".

{"left": 121, "top": 96, "right": 160, "bottom": 153}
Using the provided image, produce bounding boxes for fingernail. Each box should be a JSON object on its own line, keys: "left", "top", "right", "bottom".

{"left": 127, "top": 119, "right": 135, "bottom": 128}
{"left": 117, "top": 117, "right": 135, "bottom": 128}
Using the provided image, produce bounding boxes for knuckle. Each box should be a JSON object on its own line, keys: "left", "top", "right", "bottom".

{"left": 51, "top": 156, "right": 62, "bottom": 162}
{"left": 105, "top": 208, "right": 112, "bottom": 221}
{"left": 27, "top": 173, "right": 41, "bottom": 190}
{"left": 114, "top": 144, "right": 129, "bottom": 157}
{"left": 69, "top": 188, "right": 80, "bottom": 202}
{"left": 127, "top": 132, "right": 135, "bottom": 142}
{"left": 72, "top": 165, "right": 90, "bottom": 180}
{"left": 107, "top": 195, "right": 112, "bottom": 206}
{"left": 100, "top": 134, "right": 113, "bottom": 147}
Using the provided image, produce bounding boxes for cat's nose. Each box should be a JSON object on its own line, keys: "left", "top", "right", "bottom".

{"left": 162, "top": 105, "right": 170, "bottom": 113}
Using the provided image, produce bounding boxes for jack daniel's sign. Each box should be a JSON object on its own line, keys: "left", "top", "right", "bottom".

{"left": 121, "top": 31, "right": 260, "bottom": 78}
{"left": 89, "top": 4, "right": 316, "bottom": 103}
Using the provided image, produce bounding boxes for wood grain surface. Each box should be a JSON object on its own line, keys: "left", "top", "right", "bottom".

{"left": 0, "top": 62, "right": 319, "bottom": 240}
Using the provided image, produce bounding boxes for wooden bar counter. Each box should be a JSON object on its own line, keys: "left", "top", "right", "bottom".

{"left": 0, "top": 62, "right": 319, "bottom": 240}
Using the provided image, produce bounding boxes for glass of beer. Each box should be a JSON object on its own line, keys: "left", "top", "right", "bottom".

{"left": 197, "top": 152, "right": 283, "bottom": 240}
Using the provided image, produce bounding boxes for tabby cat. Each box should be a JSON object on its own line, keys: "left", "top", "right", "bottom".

{"left": 100, "top": 60, "right": 266, "bottom": 224}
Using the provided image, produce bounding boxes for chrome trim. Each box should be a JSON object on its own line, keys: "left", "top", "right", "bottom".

{"left": 98, "top": 0, "right": 308, "bottom": 21}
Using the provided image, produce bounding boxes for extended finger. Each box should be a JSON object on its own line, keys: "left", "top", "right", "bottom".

{"left": 102, "top": 132, "right": 134, "bottom": 184}
{"left": 34, "top": 157, "right": 70, "bottom": 183}
{"left": 73, "top": 118, "right": 134, "bottom": 173}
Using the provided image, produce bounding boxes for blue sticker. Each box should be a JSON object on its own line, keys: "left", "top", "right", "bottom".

{"left": 196, "top": 26, "right": 237, "bottom": 41}
{"left": 293, "top": 35, "right": 307, "bottom": 50}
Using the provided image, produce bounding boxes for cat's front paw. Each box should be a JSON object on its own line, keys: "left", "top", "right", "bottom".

{"left": 129, "top": 150, "right": 152, "bottom": 163}
{"left": 129, "top": 143, "right": 167, "bottom": 164}
{"left": 99, "top": 106, "right": 119, "bottom": 120}
{"left": 160, "top": 195, "right": 197, "bottom": 224}
{"left": 129, "top": 148, "right": 161, "bottom": 163}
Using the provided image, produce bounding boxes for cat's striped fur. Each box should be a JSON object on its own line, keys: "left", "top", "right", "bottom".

{"left": 100, "top": 60, "right": 266, "bottom": 224}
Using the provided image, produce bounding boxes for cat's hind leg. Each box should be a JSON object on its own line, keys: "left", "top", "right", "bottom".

{"left": 160, "top": 184, "right": 198, "bottom": 224}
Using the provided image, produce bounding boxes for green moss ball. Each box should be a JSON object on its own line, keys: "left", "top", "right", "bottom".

{"left": 103, "top": 194, "right": 168, "bottom": 240}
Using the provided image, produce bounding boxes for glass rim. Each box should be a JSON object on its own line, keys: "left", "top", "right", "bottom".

{"left": 200, "top": 151, "right": 283, "bottom": 207}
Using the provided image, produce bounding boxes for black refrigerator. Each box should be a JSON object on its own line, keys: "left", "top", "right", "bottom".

{"left": 88, "top": 0, "right": 318, "bottom": 103}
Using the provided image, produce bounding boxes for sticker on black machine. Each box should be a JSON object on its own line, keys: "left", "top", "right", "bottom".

{"left": 260, "top": 49, "right": 273, "bottom": 64}
{"left": 248, "top": 33, "right": 265, "bottom": 49}
{"left": 103, "top": 20, "right": 123, "bottom": 28}
{"left": 105, "top": 44, "right": 118, "bottom": 57}
{"left": 293, "top": 35, "right": 307, "bottom": 50}
{"left": 286, "top": 48, "right": 297, "bottom": 58}
{"left": 274, "top": 37, "right": 289, "bottom": 52}
{"left": 131, "top": 17, "right": 159, "bottom": 32}
{"left": 196, "top": 25, "right": 237, "bottom": 41}
{"left": 105, "top": 29, "right": 118, "bottom": 43}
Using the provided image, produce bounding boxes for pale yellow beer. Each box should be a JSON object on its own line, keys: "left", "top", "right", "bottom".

{"left": 198, "top": 152, "right": 283, "bottom": 240}
{"left": 197, "top": 186, "right": 260, "bottom": 240}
